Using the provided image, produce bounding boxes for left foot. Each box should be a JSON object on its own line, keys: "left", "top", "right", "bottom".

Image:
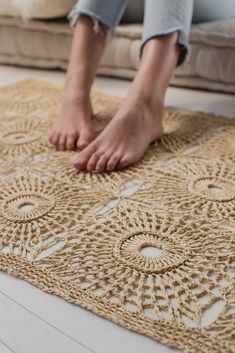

{"left": 73, "top": 95, "right": 164, "bottom": 172}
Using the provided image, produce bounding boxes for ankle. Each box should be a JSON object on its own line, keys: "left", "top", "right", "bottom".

{"left": 128, "top": 88, "right": 164, "bottom": 112}
{"left": 62, "top": 91, "right": 90, "bottom": 107}
{"left": 63, "top": 75, "right": 91, "bottom": 103}
{"left": 66, "top": 73, "right": 90, "bottom": 93}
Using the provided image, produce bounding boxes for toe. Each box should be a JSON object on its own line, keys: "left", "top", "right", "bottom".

{"left": 73, "top": 145, "right": 96, "bottom": 170}
{"left": 58, "top": 134, "right": 67, "bottom": 150}
{"left": 106, "top": 154, "right": 121, "bottom": 172}
{"left": 118, "top": 153, "right": 139, "bottom": 170}
{"left": 51, "top": 131, "right": 60, "bottom": 147}
{"left": 66, "top": 132, "right": 77, "bottom": 151}
{"left": 86, "top": 152, "right": 101, "bottom": 172}
{"left": 76, "top": 128, "right": 94, "bottom": 150}
{"left": 48, "top": 130, "right": 54, "bottom": 143}
{"left": 73, "top": 155, "right": 87, "bottom": 170}
{"left": 117, "top": 155, "right": 130, "bottom": 170}
{"left": 95, "top": 154, "right": 109, "bottom": 173}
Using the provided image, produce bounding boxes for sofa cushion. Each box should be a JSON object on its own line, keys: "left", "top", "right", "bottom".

{"left": 0, "top": 0, "right": 76, "bottom": 19}
{"left": 0, "top": 16, "right": 235, "bottom": 94}
{"left": 174, "top": 20, "right": 235, "bottom": 87}
{"left": 99, "top": 20, "right": 235, "bottom": 93}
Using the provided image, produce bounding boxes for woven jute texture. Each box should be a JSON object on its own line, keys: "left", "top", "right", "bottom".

{"left": 0, "top": 79, "right": 234, "bottom": 353}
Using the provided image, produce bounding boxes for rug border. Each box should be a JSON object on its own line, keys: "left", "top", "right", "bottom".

{"left": 0, "top": 254, "right": 231, "bottom": 353}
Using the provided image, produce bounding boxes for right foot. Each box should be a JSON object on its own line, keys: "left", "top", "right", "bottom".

{"left": 48, "top": 95, "right": 95, "bottom": 151}
{"left": 74, "top": 94, "right": 164, "bottom": 172}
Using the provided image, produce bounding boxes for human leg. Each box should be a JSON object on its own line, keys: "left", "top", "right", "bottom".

{"left": 74, "top": 0, "right": 193, "bottom": 172}
{"left": 49, "top": 0, "right": 128, "bottom": 151}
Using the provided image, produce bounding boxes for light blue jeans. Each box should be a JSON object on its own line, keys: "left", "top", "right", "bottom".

{"left": 68, "top": 0, "right": 235, "bottom": 66}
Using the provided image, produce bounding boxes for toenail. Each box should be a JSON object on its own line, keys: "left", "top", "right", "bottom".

{"left": 78, "top": 141, "right": 89, "bottom": 149}
{"left": 75, "top": 159, "right": 82, "bottom": 166}
{"left": 75, "top": 158, "right": 86, "bottom": 166}
{"left": 96, "top": 166, "right": 102, "bottom": 172}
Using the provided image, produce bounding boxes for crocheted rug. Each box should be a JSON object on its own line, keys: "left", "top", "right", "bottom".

{"left": 0, "top": 79, "right": 234, "bottom": 353}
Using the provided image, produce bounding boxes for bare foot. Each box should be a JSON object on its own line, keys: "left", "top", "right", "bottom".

{"left": 73, "top": 95, "right": 164, "bottom": 172}
{"left": 49, "top": 94, "right": 95, "bottom": 151}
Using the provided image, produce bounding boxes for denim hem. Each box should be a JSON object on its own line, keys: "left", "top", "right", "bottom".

{"left": 67, "top": 8, "right": 114, "bottom": 30}
{"left": 139, "top": 27, "right": 189, "bottom": 67}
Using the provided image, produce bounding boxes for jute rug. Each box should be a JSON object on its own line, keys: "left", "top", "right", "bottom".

{"left": 0, "top": 79, "right": 234, "bottom": 353}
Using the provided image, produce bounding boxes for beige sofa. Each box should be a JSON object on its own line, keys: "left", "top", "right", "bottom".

{"left": 0, "top": 4, "right": 235, "bottom": 94}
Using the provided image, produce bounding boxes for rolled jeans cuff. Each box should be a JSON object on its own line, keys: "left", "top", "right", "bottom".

{"left": 139, "top": 28, "right": 189, "bottom": 67}
{"left": 67, "top": 0, "right": 127, "bottom": 39}
{"left": 139, "top": 0, "right": 193, "bottom": 66}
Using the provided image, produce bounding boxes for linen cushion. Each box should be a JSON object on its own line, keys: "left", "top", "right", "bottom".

{"left": 0, "top": 16, "right": 234, "bottom": 94}
{"left": 0, "top": 0, "right": 76, "bottom": 19}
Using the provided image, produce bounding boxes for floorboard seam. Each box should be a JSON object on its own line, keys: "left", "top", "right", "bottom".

{"left": 0, "top": 336, "right": 17, "bottom": 353}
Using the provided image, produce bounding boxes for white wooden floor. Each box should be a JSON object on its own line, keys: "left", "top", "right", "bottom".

{"left": 0, "top": 65, "right": 234, "bottom": 353}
